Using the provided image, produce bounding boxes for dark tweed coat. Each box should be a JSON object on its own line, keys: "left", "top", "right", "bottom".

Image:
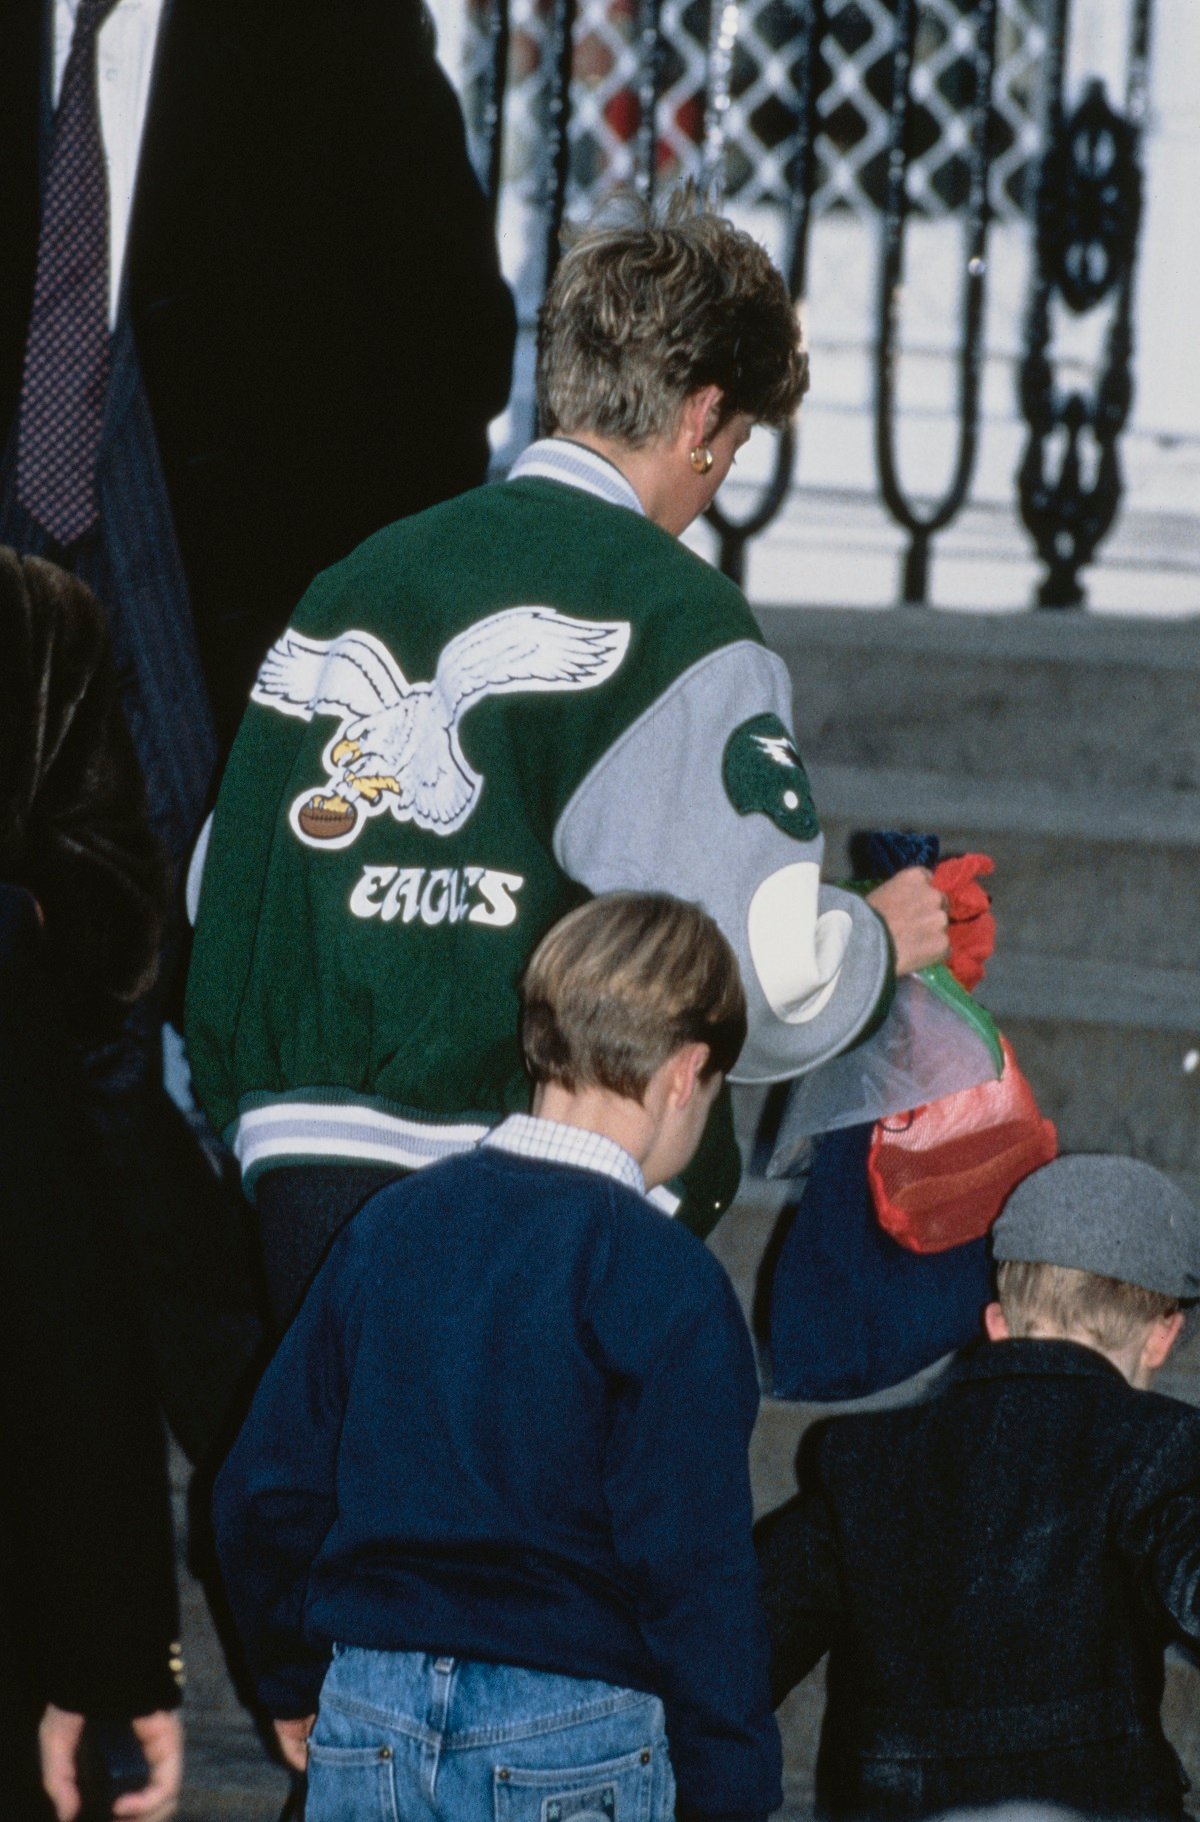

{"left": 0, "top": 886, "right": 181, "bottom": 1818}
{"left": 0, "top": 550, "right": 261, "bottom": 1466}
{"left": 756, "top": 1338, "right": 1200, "bottom": 1819}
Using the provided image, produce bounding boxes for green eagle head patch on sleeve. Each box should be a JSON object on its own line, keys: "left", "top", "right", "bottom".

{"left": 722, "top": 712, "right": 820, "bottom": 841}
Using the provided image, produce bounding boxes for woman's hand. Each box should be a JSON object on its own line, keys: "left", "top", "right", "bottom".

{"left": 866, "top": 866, "right": 951, "bottom": 977}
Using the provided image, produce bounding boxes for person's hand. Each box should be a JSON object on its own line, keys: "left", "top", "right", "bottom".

{"left": 273, "top": 1715, "right": 316, "bottom": 1774}
{"left": 116, "top": 1712, "right": 184, "bottom": 1820}
{"left": 39, "top": 1705, "right": 183, "bottom": 1821}
{"left": 866, "top": 866, "right": 950, "bottom": 977}
{"left": 39, "top": 1707, "right": 86, "bottom": 1821}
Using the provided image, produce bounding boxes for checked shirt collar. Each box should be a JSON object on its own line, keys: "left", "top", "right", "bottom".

{"left": 483, "top": 1113, "right": 646, "bottom": 1199}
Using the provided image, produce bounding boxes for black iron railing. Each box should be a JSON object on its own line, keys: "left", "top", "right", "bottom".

{"left": 874, "top": 0, "right": 998, "bottom": 605}
{"left": 1017, "top": 0, "right": 1152, "bottom": 607}
{"left": 706, "top": 0, "right": 822, "bottom": 588}
{"left": 469, "top": 0, "right": 1153, "bottom": 609}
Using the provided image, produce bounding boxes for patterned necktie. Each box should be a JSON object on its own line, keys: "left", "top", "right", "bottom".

{"left": 16, "top": 0, "right": 120, "bottom": 546}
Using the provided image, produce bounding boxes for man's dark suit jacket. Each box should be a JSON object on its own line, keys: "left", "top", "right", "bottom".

{"left": 0, "top": 0, "right": 516, "bottom": 742}
{"left": 756, "top": 1339, "right": 1200, "bottom": 1819}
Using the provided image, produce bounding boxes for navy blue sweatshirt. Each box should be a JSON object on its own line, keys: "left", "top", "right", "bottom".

{"left": 212, "top": 1140, "right": 782, "bottom": 1822}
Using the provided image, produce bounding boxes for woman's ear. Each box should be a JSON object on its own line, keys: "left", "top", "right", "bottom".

{"left": 679, "top": 384, "right": 724, "bottom": 452}
{"left": 701, "top": 387, "right": 726, "bottom": 443}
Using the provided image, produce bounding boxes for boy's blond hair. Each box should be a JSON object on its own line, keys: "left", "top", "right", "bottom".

{"left": 996, "top": 1260, "right": 1181, "bottom": 1356}
{"left": 520, "top": 892, "right": 746, "bottom": 1100}
{"left": 537, "top": 190, "right": 808, "bottom": 447}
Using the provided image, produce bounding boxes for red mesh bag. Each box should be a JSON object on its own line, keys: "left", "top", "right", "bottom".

{"left": 868, "top": 1036, "right": 1058, "bottom": 1254}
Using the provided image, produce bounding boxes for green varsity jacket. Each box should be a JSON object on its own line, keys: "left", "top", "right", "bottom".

{"left": 185, "top": 440, "right": 893, "bottom": 1230}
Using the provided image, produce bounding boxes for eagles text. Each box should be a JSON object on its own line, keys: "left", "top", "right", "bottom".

{"left": 348, "top": 864, "right": 524, "bottom": 928}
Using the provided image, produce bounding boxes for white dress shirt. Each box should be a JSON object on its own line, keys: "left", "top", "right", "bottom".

{"left": 53, "top": 0, "right": 167, "bottom": 326}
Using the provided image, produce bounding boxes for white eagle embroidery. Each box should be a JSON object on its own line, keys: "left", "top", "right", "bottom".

{"left": 752, "top": 732, "right": 802, "bottom": 769}
{"left": 252, "top": 607, "right": 630, "bottom": 845}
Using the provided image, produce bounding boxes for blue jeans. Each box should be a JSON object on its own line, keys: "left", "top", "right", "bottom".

{"left": 306, "top": 1648, "right": 677, "bottom": 1822}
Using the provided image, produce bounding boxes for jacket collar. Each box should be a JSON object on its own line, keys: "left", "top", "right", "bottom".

{"left": 508, "top": 438, "right": 644, "bottom": 516}
{"left": 952, "top": 1337, "right": 1128, "bottom": 1387}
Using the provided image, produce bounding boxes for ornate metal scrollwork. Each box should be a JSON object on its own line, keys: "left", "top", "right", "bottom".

{"left": 874, "top": 0, "right": 999, "bottom": 607}
{"left": 1045, "top": 80, "right": 1141, "bottom": 312}
{"left": 633, "top": 0, "right": 665, "bottom": 204}
{"left": 705, "top": 0, "right": 823, "bottom": 588}
{"left": 1018, "top": 0, "right": 1152, "bottom": 609}
{"left": 543, "top": 0, "right": 582, "bottom": 291}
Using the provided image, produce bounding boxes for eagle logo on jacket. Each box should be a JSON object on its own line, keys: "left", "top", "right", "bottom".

{"left": 251, "top": 608, "right": 631, "bottom": 847}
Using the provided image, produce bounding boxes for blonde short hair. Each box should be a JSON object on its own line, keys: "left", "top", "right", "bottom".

{"left": 997, "top": 1260, "right": 1181, "bottom": 1355}
{"left": 520, "top": 892, "right": 746, "bottom": 1099}
{"left": 536, "top": 191, "right": 809, "bottom": 447}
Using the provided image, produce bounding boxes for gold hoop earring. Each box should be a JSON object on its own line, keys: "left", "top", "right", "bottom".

{"left": 689, "top": 445, "right": 714, "bottom": 475}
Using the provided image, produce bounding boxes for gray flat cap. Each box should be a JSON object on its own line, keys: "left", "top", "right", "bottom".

{"left": 993, "top": 1155, "right": 1200, "bottom": 1300}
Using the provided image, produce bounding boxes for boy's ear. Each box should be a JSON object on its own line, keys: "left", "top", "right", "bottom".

{"left": 983, "top": 1301, "right": 1010, "bottom": 1342}
{"left": 1141, "top": 1309, "right": 1185, "bottom": 1374}
{"left": 667, "top": 1041, "right": 712, "bottom": 1109}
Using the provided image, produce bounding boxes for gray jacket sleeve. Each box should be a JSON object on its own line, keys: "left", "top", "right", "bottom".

{"left": 554, "top": 641, "right": 892, "bottom": 1083}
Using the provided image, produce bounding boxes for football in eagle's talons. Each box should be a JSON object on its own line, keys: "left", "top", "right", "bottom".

{"left": 297, "top": 794, "right": 358, "bottom": 840}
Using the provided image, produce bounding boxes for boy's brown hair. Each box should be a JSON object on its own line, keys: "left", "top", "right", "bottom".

{"left": 997, "top": 1260, "right": 1181, "bottom": 1356}
{"left": 520, "top": 891, "right": 746, "bottom": 1099}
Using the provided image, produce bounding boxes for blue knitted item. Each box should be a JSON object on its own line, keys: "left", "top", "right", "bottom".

{"left": 766, "top": 828, "right": 991, "bottom": 1402}
{"left": 767, "top": 1125, "right": 992, "bottom": 1400}
{"left": 865, "top": 830, "right": 939, "bottom": 876}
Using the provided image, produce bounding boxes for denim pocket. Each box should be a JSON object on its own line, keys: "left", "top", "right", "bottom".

{"left": 306, "top": 1739, "right": 400, "bottom": 1822}
{"left": 493, "top": 1744, "right": 661, "bottom": 1822}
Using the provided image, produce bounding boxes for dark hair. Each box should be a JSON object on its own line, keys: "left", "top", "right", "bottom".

{"left": 537, "top": 189, "right": 809, "bottom": 446}
{"left": 521, "top": 891, "right": 746, "bottom": 1099}
{"left": 0, "top": 549, "right": 167, "bottom": 1034}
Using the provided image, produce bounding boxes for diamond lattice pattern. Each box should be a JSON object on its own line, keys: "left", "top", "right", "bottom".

{"left": 463, "top": 0, "right": 1045, "bottom": 219}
